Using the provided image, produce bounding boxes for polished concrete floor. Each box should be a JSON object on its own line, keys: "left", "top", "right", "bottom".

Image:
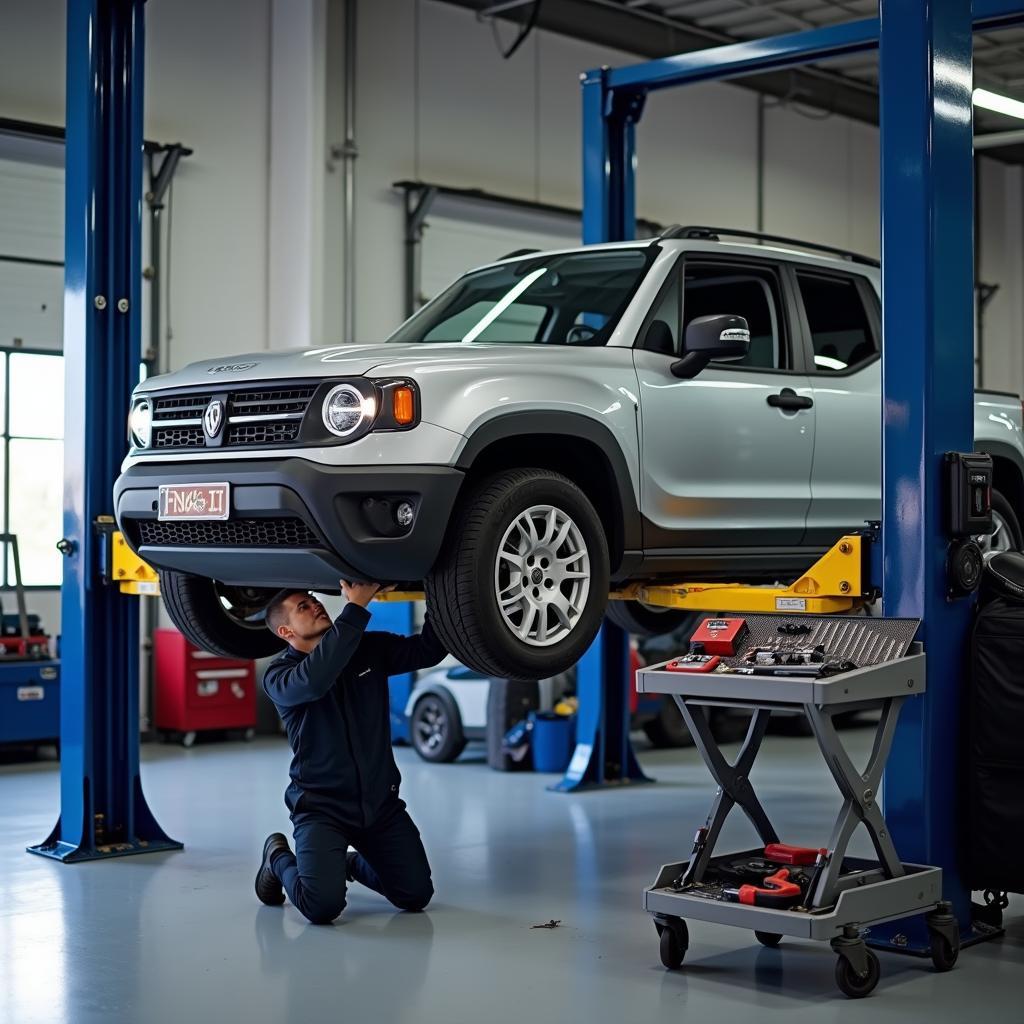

{"left": 0, "top": 729, "right": 1020, "bottom": 1024}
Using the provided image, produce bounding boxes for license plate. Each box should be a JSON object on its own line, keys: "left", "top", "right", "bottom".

{"left": 158, "top": 482, "right": 230, "bottom": 521}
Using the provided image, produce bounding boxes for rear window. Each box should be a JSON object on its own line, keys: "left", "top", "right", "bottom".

{"left": 797, "top": 273, "right": 877, "bottom": 373}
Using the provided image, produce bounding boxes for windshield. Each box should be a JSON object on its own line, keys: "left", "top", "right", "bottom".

{"left": 386, "top": 248, "right": 652, "bottom": 345}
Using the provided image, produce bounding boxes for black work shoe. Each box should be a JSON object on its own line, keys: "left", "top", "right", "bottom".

{"left": 255, "top": 832, "right": 290, "bottom": 906}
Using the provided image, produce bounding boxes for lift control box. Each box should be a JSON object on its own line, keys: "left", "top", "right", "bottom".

{"left": 947, "top": 451, "right": 994, "bottom": 537}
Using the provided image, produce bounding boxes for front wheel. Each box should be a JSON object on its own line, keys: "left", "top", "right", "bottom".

{"left": 159, "top": 570, "right": 285, "bottom": 659}
{"left": 426, "top": 470, "right": 610, "bottom": 680}
{"left": 979, "top": 490, "right": 1023, "bottom": 561}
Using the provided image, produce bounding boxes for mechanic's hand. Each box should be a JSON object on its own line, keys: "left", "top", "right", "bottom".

{"left": 340, "top": 579, "right": 382, "bottom": 608}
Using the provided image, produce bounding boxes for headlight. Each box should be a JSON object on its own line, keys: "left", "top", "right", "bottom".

{"left": 323, "top": 383, "right": 376, "bottom": 437}
{"left": 128, "top": 398, "right": 152, "bottom": 448}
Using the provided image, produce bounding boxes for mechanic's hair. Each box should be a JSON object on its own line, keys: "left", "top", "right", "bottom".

{"left": 265, "top": 590, "right": 307, "bottom": 635}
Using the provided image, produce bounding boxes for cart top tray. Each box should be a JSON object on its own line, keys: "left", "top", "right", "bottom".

{"left": 638, "top": 642, "right": 925, "bottom": 707}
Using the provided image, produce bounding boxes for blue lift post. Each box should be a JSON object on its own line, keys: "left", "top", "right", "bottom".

{"left": 29, "top": 0, "right": 180, "bottom": 862}
{"left": 578, "top": 0, "right": 1024, "bottom": 944}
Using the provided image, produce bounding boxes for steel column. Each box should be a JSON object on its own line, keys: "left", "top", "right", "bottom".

{"left": 551, "top": 622, "right": 653, "bottom": 792}
{"left": 29, "top": 0, "right": 180, "bottom": 862}
{"left": 876, "top": 0, "right": 976, "bottom": 943}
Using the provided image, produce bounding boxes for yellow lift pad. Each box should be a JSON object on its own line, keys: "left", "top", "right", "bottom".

{"left": 612, "top": 534, "right": 865, "bottom": 614}
{"left": 111, "top": 531, "right": 161, "bottom": 596}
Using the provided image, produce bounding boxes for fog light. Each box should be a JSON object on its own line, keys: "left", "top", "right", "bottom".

{"left": 395, "top": 501, "right": 415, "bottom": 528}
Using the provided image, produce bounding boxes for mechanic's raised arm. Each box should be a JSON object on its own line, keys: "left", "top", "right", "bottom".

{"left": 371, "top": 612, "right": 449, "bottom": 677}
{"left": 262, "top": 602, "right": 371, "bottom": 707}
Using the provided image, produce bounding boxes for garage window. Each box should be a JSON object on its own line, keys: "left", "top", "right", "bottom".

{"left": 797, "top": 272, "right": 878, "bottom": 373}
{"left": 3, "top": 350, "right": 63, "bottom": 587}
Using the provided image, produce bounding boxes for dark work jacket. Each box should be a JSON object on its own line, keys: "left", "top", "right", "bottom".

{"left": 262, "top": 603, "right": 447, "bottom": 826}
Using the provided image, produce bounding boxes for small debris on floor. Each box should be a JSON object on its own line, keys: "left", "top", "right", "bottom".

{"left": 531, "top": 919, "right": 562, "bottom": 930}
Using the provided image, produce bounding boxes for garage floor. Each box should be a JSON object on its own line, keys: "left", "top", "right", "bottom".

{"left": 1, "top": 730, "right": 1020, "bottom": 1024}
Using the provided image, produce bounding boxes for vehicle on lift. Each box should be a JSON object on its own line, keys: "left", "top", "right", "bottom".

{"left": 114, "top": 227, "right": 1024, "bottom": 679}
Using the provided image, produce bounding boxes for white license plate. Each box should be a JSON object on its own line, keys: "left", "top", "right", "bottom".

{"left": 158, "top": 482, "right": 230, "bottom": 521}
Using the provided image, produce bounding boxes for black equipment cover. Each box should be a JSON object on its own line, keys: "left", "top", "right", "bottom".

{"left": 968, "top": 552, "right": 1024, "bottom": 894}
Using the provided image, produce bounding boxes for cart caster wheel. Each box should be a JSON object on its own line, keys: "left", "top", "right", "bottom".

{"left": 180, "top": 731, "right": 197, "bottom": 748}
{"left": 243, "top": 728, "right": 256, "bottom": 742}
{"left": 929, "top": 932, "right": 959, "bottom": 972}
{"left": 755, "top": 931, "right": 782, "bottom": 948}
{"left": 834, "top": 949, "right": 880, "bottom": 999}
{"left": 659, "top": 925, "right": 687, "bottom": 970}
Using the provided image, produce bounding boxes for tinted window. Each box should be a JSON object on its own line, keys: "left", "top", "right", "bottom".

{"left": 388, "top": 249, "right": 651, "bottom": 345}
{"left": 798, "top": 273, "right": 877, "bottom": 372}
{"left": 683, "top": 265, "right": 786, "bottom": 370}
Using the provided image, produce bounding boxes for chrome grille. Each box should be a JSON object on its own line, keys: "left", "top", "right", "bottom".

{"left": 136, "top": 516, "right": 319, "bottom": 547}
{"left": 145, "top": 383, "right": 318, "bottom": 450}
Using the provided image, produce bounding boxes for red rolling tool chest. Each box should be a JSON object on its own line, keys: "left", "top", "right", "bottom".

{"left": 154, "top": 628, "right": 256, "bottom": 744}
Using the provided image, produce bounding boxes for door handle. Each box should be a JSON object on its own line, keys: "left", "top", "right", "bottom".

{"left": 767, "top": 388, "right": 813, "bottom": 411}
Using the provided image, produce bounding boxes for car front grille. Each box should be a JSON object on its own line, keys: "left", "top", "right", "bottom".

{"left": 149, "top": 384, "right": 318, "bottom": 450}
{"left": 136, "top": 516, "right": 320, "bottom": 548}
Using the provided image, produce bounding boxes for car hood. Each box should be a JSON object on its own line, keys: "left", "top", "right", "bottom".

{"left": 135, "top": 343, "right": 607, "bottom": 392}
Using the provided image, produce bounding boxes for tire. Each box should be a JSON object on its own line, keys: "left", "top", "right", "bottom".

{"left": 159, "top": 570, "right": 286, "bottom": 660}
{"left": 642, "top": 697, "right": 694, "bottom": 748}
{"left": 411, "top": 691, "right": 467, "bottom": 763}
{"left": 426, "top": 469, "right": 610, "bottom": 680}
{"left": 929, "top": 932, "right": 959, "bottom": 972}
{"left": 834, "top": 949, "right": 880, "bottom": 999}
{"left": 605, "top": 600, "right": 699, "bottom": 639}
{"left": 754, "top": 931, "right": 782, "bottom": 948}
{"left": 657, "top": 918, "right": 688, "bottom": 970}
{"left": 979, "top": 490, "right": 1023, "bottom": 561}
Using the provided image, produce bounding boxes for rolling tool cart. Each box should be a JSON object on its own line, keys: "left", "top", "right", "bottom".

{"left": 0, "top": 534, "right": 60, "bottom": 751}
{"left": 637, "top": 614, "right": 959, "bottom": 999}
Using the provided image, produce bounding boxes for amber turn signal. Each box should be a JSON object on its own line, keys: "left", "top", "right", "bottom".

{"left": 393, "top": 386, "right": 415, "bottom": 425}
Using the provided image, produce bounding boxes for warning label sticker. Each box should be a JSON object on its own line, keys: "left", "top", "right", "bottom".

{"left": 776, "top": 597, "right": 807, "bottom": 611}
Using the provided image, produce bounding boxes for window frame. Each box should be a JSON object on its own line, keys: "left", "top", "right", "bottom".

{"left": 633, "top": 253, "right": 809, "bottom": 376}
{"left": 788, "top": 265, "right": 882, "bottom": 379}
{"left": 2, "top": 344, "right": 64, "bottom": 591}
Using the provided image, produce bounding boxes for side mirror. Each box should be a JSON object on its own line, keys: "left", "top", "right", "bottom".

{"left": 671, "top": 314, "right": 750, "bottom": 379}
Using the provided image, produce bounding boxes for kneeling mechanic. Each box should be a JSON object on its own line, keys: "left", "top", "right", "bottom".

{"left": 255, "top": 582, "right": 447, "bottom": 923}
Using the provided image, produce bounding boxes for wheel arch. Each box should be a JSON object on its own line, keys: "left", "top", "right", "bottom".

{"left": 454, "top": 411, "right": 641, "bottom": 576}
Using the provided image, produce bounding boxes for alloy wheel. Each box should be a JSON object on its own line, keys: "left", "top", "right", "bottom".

{"left": 494, "top": 504, "right": 591, "bottom": 647}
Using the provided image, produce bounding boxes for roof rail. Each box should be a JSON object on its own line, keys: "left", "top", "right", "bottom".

{"left": 662, "top": 225, "right": 880, "bottom": 268}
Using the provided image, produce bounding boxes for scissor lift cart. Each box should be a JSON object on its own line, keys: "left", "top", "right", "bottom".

{"left": 637, "top": 615, "right": 959, "bottom": 999}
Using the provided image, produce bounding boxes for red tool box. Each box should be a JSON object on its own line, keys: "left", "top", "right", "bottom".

{"left": 154, "top": 629, "right": 256, "bottom": 745}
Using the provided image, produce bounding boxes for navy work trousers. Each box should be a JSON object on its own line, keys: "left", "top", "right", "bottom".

{"left": 271, "top": 798, "right": 433, "bottom": 925}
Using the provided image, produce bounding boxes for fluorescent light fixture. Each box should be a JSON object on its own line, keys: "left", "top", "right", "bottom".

{"left": 461, "top": 267, "right": 547, "bottom": 343}
{"left": 973, "top": 88, "right": 1024, "bottom": 120}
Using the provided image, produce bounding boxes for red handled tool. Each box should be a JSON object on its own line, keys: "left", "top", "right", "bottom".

{"left": 725, "top": 868, "right": 804, "bottom": 909}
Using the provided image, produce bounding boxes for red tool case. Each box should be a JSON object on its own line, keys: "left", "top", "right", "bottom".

{"left": 154, "top": 628, "right": 256, "bottom": 739}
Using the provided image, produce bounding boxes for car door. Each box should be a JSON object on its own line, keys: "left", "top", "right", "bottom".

{"left": 791, "top": 267, "right": 882, "bottom": 545}
{"left": 633, "top": 255, "right": 815, "bottom": 550}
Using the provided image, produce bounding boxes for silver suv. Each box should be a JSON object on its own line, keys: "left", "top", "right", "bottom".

{"left": 114, "top": 229, "right": 1024, "bottom": 679}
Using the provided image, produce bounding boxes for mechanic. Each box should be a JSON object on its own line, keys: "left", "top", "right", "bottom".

{"left": 254, "top": 582, "right": 447, "bottom": 924}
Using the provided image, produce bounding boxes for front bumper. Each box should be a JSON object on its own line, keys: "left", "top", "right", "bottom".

{"left": 114, "top": 458, "right": 464, "bottom": 589}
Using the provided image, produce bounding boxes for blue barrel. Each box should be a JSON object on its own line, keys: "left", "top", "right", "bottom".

{"left": 530, "top": 711, "right": 576, "bottom": 773}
